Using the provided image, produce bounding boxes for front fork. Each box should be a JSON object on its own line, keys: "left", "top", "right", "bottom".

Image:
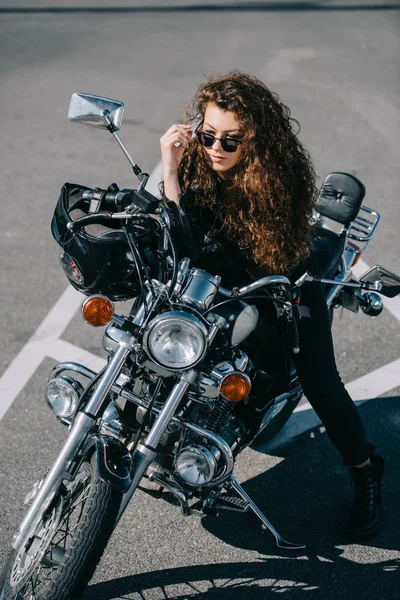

{"left": 12, "top": 334, "right": 136, "bottom": 549}
{"left": 115, "top": 369, "right": 197, "bottom": 523}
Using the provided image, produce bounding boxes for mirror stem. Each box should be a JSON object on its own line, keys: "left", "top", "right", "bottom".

{"left": 295, "top": 271, "right": 382, "bottom": 292}
{"left": 102, "top": 110, "right": 142, "bottom": 179}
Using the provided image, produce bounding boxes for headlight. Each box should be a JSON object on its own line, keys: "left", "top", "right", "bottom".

{"left": 45, "top": 376, "right": 83, "bottom": 419}
{"left": 60, "top": 251, "right": 84, "bottom": 285}
{"left": 143, "top": 311, "right": 207, "bottom": 370}
{"left": 174, "top": 445, "right": 217, "bottom": 486}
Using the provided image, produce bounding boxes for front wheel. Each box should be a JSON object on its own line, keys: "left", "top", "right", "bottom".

{"left": 1, "top": 453, "right": 122, "bottom": 600}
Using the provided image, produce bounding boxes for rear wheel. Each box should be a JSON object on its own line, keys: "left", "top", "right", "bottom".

{"left": 2, "top": 453, "right": 122, "bottom": 600}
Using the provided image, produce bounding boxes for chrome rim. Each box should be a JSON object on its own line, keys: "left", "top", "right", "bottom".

{"left": 8, "top": 464, "right": 92, "bottom": 599}
{"left": 10, "top": 502, "right": 62, "bottom": 592}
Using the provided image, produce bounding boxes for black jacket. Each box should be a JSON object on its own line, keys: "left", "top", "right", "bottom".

{"left": 165, "top": 190, "right": 316, "bottom": 288}
{"left": 165, "top": 191, "right": 263, "bottom": 288}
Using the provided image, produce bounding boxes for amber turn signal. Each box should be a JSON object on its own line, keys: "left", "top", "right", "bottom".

{"left": 220, "top": 372, "right": 251, "bottom": 402}
{"left": 82, "top": 295, "right": 114, "bottom": 327}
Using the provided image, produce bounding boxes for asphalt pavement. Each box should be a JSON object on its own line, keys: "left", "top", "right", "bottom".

{"left": 0, "top": 2, "right": 399, "bottom": 599}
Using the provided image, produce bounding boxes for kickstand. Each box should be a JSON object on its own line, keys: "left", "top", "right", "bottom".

{"left": 227, "top": 475, "right": 305, "bottom": 550}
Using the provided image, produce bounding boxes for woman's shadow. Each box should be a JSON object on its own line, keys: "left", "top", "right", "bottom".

{"left": 85, "top": 396, "right": 400, "bottom": 600}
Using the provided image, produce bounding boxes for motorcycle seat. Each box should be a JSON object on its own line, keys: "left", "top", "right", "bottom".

{"left": 311, "top": 226, "right": 345, "bottom": 278}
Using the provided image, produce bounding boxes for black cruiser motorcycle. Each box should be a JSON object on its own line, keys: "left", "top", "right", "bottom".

{"left": 1, "top": 93, "right": 400, "bottom": 600}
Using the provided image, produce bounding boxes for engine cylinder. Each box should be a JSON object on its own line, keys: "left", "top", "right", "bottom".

{"left": 197, "top": 397, "right": 234, "bottom": 432}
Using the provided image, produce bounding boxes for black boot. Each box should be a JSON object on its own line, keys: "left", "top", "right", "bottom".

{"left": 345, "top": 455, "right": 384, "bottom": 541}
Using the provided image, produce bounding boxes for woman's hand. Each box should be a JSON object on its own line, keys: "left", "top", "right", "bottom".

{"left": 160, "top": 124, "right": 192, "bottom": 176}
{"left": 160, "top": 124, "right": 192, "bottom": 203}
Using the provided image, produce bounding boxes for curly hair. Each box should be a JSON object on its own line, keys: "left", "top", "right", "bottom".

{"left": 177, "top": 71, "right": 317, "bottom": 274}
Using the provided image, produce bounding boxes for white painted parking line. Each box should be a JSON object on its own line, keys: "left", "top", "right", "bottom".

{"left": 51, "top": 339, "right": 106, "bottom": 373}
{"left": 294, "top": 356, "right": 400, "bottom": 416}
{"left": 0, "top": 286, "right": 83, "bottom": 422}
{"left": 263, "top": 358, "right": 400, "bottom": 452}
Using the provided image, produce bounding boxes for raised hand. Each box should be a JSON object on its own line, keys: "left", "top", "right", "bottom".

{"left": 160, "top": 124, "right": 192, "bottom": 176}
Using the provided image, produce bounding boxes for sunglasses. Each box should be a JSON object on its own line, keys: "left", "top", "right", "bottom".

{"left": 195, "top": 131, "right": 243, "bottom": 153}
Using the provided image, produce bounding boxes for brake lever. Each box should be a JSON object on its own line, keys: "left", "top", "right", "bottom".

{"left": 66, "top": 211, "right": 114, "bottom": 231}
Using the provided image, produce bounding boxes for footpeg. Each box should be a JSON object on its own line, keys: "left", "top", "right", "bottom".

{"left": 214, "top": 495, "right": 249, "bottom": 512}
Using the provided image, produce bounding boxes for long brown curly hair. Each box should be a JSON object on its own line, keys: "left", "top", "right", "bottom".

{"left": 178, "top": 72, "right": 317, "bottom": 274}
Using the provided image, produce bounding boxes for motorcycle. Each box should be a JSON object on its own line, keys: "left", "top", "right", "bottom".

{"left": 1, "top": 92, "right": 400, "bottom": 600}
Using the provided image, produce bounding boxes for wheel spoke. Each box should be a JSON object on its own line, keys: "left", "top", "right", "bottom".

{"left": 7, "top": 464, "right": 93, "bottom": 598}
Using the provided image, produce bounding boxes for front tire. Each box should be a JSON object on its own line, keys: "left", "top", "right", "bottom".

{"left": 2, "top": 453, "right": 122, "bottom": 600}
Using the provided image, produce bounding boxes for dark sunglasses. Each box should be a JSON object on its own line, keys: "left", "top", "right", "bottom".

{"left": 195, "top": 130, "right": 243, "bottom": 153}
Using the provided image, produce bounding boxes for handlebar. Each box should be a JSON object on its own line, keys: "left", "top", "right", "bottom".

{"left": 285, "top": 306, "right": 300, "bottom": 354}
{"left": 217, "top": 275, "right": 300, "bottom": 355}
{"left": 67, "top": 186, "right": 161, "bottom": 232}
{"left": 83, "top": 189, "right": 133, "bottom": 212}
{"left": 218, "top": 275, "right": 292, "bottom": 298}
{"left": 82, "top": 187, "right": 160, "bottom": 214}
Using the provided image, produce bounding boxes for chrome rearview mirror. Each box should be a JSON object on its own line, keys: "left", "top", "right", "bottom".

{"left": 359, "top": 265, "right": 400, "bottom": 298}
{"left": 67, "top": 92, "right": 147, "bottom": 184}
{"left": 68, "top": 93, "right": 124, "bottom": 131}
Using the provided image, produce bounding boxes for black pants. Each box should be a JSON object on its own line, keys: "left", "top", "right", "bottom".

{"left": 292, "top": 280, "right": 372, "bottom": 466}
{"left": 199, "top": 248, "right": 372, "bottom": 466}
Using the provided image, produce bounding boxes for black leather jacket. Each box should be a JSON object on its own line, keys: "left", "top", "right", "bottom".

{"left": 165, "top": 191, "right": 267, "bottom": 288}
{"left": 165, "top": 190, "right": 314, "bottom": 288}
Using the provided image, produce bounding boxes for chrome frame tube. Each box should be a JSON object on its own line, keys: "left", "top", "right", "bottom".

{"left": 50, "top": 362, "right": 148, "bottom": 410}
{"left": 149, "top": 472, "right": 194, "bottom": 516}
{"left": 51, "top": 362, "right": 99, "bottom": 381}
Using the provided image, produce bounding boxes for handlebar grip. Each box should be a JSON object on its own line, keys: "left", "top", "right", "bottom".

{"left": 82, "top": 188, "right": 159, "bottom": 214}
{"left": 102, "top": 190, "right": 133, "bottom": 211}
{"left": 82, "top": 188, "right": 135, "bottom": 212}
{"left": 286, "top": 314, "right": 300, "bottom": 355}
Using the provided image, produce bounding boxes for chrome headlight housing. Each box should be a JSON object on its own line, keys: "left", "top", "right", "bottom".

{"left": 143, "top": 311, "right": 208, "bottom": 370}
{"left": 174, "top": 445, "right": 217, "bottom": 486}
{"left": 45, "top": 376, "right": 83, "bottom": 420}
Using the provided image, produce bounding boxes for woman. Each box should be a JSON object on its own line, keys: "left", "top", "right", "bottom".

{"left": 159, "top": 71, "right": 384, "bottom": 540}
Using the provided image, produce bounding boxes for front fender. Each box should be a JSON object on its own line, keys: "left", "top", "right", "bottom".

{"left": 83, "top": 434, "right": 132, "bottom": 493}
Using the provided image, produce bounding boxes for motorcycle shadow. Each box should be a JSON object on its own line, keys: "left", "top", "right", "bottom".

{"left": 85, "top": 396, "right": 400, "bottom": 600}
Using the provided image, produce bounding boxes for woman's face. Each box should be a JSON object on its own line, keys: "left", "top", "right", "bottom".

{"left": 200, "top": 103, "right": 243, "bottom": 175}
